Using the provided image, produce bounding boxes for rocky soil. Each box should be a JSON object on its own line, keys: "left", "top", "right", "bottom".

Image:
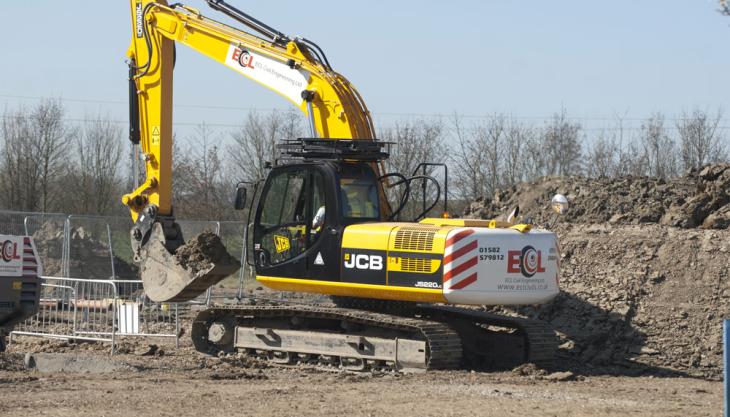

{"left": 463, "top": 164, "right": 730, "bottom": 380}
{"left": 175, "top": 231, "right": 240, "bottom": 275}
{"left": 491, "top": 224, "right": 729, "bottom": 380}
{"left": 0, "top": 338, "right": 722, "bottom": 417}
{"left": 464, "top": 163, "right": 730, "bottom": 229}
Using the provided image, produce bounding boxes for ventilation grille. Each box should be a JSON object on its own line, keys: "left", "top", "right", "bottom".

{"left": 400, "top": 258, "right": 433, "bottom": 273}
{"left": 393, "top": 228, "right": 436, "bottom": 251}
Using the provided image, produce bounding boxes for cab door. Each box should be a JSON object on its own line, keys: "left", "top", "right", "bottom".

{"left": 252, "top": 165, "right": 336, "bottom": 281}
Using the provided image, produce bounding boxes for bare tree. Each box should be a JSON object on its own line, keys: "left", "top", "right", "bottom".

{"left": 451, "top": 114, "right": 488, "bottom": 202}
{"left": 479, "top": 114, "right": 506, "bottom": 194}
{"left": 451, "top": 114, "right": 511, "bottom": 201}
{"left": 32, "top": 100, "right": 71, "bottom": 212}
{"left": 639, "top": 113, "right": 678, "bottom": 178}
{"left": 585, "top": 131, "right": 619, "bottom": 178}
{"left": 380, "top": 119, "right": 445, "bottom": 219}
{"left": 617, "top": 140, "right": 648, "bottom": 177}
{"left": 0, "top": 106, "right": 34, "bottom": 210}
{"left": 521, "top": 129, "right": 549, "bottom": 181}
{"left": 174, "top": 123, "right": 229, "bottom": 219}
{"left": 64, "top": 116, "right": 125, "bottom": 215}
{"left": 228, "top": 110, "right": 303, "bottom": 183}
{"left": 502, "top": 121, "right": 531, "bottom": 186}
{"left": 0, "top": 100, "right": 70, "bottom": 212}
{"left": 609, "top": 115, "right": 641, "bottom": 177}
{"left": 542, "top": 109, "right": 583, "bottom": 176}
{"left": 676, "top": 108, "right": 726, "bottom": 170}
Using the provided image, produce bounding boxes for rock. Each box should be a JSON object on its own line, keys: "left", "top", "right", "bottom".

{"left": 649, "top": 272, "right": 666, "bottom": 284}
{"left": 640, "top": 347, "right": 659, "bottom": 355}
{"left": 544, "top": 371, "right": 575, "bottom": 381}
{"left": 24, "top": 353, "right": 129, "bottom": 373}
{"left": 135, "top": 344, "right": 159, "bottom": 356}
{"left": 558, "top": 340, "right": 575, "bottom": 351}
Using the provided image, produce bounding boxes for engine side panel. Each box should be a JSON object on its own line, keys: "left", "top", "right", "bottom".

{"left": 259, "top": 223, "right": 560, "bottom": 306}
{"left": 442, "top": 227, "right": 560, "bottom": 305}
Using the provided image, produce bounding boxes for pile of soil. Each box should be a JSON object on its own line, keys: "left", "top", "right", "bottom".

{"left": 175, "top": 231, "right": 239, "bottom": 275}
{"left": 28, "top": 220, "right": 66, "bottom": 276}
{"left": 31, "top": 223, "right": 139, "bottom": 279}
{"left": 462, "top": 164, "right": 730, "bottom": 379}
{"left": 464, "top": 163, "right": 730, "bottom": 229}
{"left": 489, "top": 224, "right": 729, "bottom": 379}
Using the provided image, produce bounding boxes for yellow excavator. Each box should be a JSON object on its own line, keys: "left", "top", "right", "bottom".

{"left": 126, "top": 0, "right": 565, "bottom": 371}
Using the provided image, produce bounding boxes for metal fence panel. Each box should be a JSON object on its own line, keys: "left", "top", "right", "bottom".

{"left": 12, "top": 277, "right": 180, "bottom": 352}
{"left": 218, "top": 220, "right": 251, "bottom": 299}
{"left": 66, "top": 215, "right": 138, "bottom": 280}
{"left": 176, "top": 220, "right": 219, "bottom": 240}
{"left": 23, "top": 213, "right": 69, "bottom": 277}
{"left": 113, "top": 279, "right": 179, "bottom": 340}
{"left": 2, "top": 210, "right": 245, "bottom": 349}
{"left": 0, "top": 210, "right": 32, "bottom": 235}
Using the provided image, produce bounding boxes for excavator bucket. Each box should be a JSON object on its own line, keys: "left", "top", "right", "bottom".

{"left": 139, "top": 223, "right": 241, "bottom": 303}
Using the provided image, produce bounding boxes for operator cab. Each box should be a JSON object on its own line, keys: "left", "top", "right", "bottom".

{"left": 251, "top": 160, "right": 382, "bottom": 282}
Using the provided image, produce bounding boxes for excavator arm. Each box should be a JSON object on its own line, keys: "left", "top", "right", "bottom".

{"left": 124, "top": 0, "right": 379, "bottom": 302}
{"left": 124, "top": 0, "right": 375, "bottom": 220}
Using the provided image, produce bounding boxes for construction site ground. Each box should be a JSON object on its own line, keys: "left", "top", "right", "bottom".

{"left": 0, "top": 337, "right": 722, "bottom": 417}
{"left": 2, "top": 165, "right": 728, "bottom": 416}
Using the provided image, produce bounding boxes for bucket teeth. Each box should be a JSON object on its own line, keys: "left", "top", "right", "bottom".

{"left": 140, "top": 223, "right": 240, "bottom": 303}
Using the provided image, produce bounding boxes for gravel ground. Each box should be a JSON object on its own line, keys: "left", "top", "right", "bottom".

{"left": 0, "top": 342, "right": 722, "bottom": 417}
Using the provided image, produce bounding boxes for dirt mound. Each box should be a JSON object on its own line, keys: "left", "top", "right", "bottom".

{"left": 175, "top": 231, "right": 238, "bottom": 275}
{"left": 31, "top": 223, "right": 138, "bottom": 279}
{"left": 461, "top": 165, "right": 730, "bottom": 379}
{"left": 28, "top": 221, "right": 66, "bottom": 276}
{"left": 464, "top": 163, "right": 730, "bottom": 229}
{"left": 487, "top": 224, "right": 729, "bottom": 379}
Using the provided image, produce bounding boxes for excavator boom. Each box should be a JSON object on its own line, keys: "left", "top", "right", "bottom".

{"left": 125, "top": 0, "right": 381, "bottom": 302}
{"left": 126, "top": 0, "right": 376, "bottom": 220}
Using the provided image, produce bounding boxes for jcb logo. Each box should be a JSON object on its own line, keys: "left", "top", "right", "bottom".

{"left": 343, "top": 253, "right": 383, "bottom": 270}
{"left": 273, "top": 235, "right": 290, "bottom": 253}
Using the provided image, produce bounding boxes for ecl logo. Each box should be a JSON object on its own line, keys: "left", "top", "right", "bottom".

{"left": 507, "top": 245, "right": 545, "bottom": 278}
{"left": 1, "top": 240, "right": 20, "bottom": 263}
{"left": 232, "top": 48, "right": 255, "bottom": 69}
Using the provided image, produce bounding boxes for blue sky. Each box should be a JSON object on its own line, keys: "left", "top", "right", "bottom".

{"left": 0, "top": 0, "right": 728, "bottom": 142}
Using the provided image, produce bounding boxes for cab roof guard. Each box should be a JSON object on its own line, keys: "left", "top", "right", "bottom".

{"left": 276, "top": 138, "right": 392, "bottom": 164}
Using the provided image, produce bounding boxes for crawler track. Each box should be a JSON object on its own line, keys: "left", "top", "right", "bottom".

{"left": 192, "top": 305, "right": 462, "bottom": 371}
{"left": 191, "top": 302, "right": 557, "bottom": 372}
{"left": 417, "top": 305, "right": 558, "bottom": 368}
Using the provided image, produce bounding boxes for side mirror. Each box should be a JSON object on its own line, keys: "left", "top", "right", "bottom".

{"left": 234, "top": 185, "right": 247, "bottom": 210}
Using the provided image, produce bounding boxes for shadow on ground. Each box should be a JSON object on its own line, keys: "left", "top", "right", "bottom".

{"left": 483, "top": 291, "right": 693, "bottom": 378}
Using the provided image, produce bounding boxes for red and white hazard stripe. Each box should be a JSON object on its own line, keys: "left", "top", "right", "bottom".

{"left": 23, "top": 237, "right": 41, "bottom": 278}
{"left": 443, "top": 228, "right": 478, "bottom": 290}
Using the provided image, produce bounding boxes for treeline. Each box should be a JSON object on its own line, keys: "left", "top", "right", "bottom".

{"left": 0, "top": 99, "right": 727, "bottom": 219}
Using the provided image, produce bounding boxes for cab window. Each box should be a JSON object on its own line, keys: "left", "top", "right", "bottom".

{"left": 254, "top": 167, "right": 326, "bottom": 267}
{"left": 340, "top": 178, "right": 379, "bottom": 218}
{"left": 339, "top": 165, "right": 380, "bottom": 220}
